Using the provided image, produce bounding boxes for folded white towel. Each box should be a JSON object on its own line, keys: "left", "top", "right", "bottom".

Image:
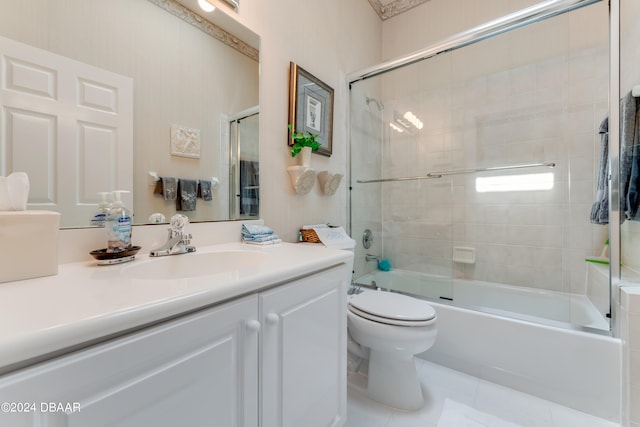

{"left": 243, "top": 238, "right": 282, "bottom": 246}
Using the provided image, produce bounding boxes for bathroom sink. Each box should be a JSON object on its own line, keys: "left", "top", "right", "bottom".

{"left": 121, "top": 250, "right": 270, "bottom": 280}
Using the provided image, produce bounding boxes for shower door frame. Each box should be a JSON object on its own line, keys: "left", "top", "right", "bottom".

{"left": 347, "top": 0, "right": 620, "bottom": 334}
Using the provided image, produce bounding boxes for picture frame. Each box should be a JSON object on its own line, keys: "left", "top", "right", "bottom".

{"left": 288, "top": 62, "right": 334, "bottom": 156}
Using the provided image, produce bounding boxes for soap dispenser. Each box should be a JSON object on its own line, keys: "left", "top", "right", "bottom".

{"left": 105, "top": 190, "right": 133, "bottom": 253}
{"left": 90, "top": 192, "right": 111, "bottom": 227}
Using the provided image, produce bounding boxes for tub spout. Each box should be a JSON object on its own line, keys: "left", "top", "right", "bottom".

{"left": 365, "top": 254, "right": 381, "bottom": 263}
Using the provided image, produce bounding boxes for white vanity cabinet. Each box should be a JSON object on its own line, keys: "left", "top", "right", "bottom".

{"left": 261, "top": 265, "right": 347, "bottom": 427}
{"left": 0, "top": 294, "right": 260, "bottom": 427}
{"left": 0, "top": 263, "right": 348, "bottom": 427}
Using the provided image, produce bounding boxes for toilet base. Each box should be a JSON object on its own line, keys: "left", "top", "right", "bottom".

{"left": 365, "top": 350, "right": 424, "bottom": 411}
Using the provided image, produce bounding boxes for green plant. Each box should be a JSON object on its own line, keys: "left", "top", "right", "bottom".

{"left": 289, "top": 124, "right": 320, "bottom": 157}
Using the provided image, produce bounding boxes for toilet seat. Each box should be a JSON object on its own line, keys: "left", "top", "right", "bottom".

{"left": 348, "top": 291, "right": 436, "bottom": 327}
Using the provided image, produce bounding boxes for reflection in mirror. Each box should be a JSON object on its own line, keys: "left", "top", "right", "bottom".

{"left": 229, "top": 107, "right": 259, "bottom": 220}
{"left": 0, "top": 0, "right": 259, "bottom": 228}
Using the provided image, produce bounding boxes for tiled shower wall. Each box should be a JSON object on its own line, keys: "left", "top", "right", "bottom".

{"left": 352, "top": 2, "right": 609, "bottom": 295}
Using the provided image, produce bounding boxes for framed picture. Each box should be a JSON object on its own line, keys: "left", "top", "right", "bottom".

{"left": 288, "top": 62, "right": 334, "bottom": 156}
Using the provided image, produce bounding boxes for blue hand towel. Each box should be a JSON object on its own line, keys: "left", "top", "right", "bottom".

{"left": 243, "top": 234, "right": 281, "bottom": 243}
{"left": 242, "top": 224, "right": 274, "bottom": 237}
{"left": 241, "top": 223, "right": 280, "bottom": 243}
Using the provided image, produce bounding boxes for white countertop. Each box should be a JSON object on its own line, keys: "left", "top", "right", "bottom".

{"left": 0, "top": 242, "right": 353, "bottom": 374}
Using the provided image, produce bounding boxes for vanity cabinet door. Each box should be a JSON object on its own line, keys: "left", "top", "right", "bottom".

{"left": 260, "top": 264, "right": 348, "bottom": 427}
{"left": 0, "top": 295, "right": 259, "bottom": 427}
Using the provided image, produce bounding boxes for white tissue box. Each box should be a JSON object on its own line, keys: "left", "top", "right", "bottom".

{"left": 0, "top": 211, "right": 60, "bottom": 283}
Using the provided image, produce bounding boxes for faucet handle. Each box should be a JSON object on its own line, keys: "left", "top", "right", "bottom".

{"left": 170, "top": 214, "right": 189, "bottom": 232}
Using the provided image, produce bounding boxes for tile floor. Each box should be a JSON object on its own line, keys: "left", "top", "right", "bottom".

{"left": 345, "top": 358, "right": 620, "bottom": 427}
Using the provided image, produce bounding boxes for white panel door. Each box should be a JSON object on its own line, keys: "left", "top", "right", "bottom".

{"left": 260, "top": 265, "right": 349, "bottom": 427}
{"left": 0, "top": 295, "right": 259, "bottom": 427}
{"left": 0, "top": 35, "right": 133, "bottom": 227}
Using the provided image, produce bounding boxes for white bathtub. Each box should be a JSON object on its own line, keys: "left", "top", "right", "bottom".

{"left": 354, "top": 269, "right": 621, "bottom": 421}
{"left": 356, "top": 269, "right": 609, "bottom": 330}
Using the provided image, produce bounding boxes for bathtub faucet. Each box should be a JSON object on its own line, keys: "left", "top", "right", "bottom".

{"left": 365, "top": 254, "right": 381, "bottom": 263}
{"left": 348, "top": 280, "right": 362, "bottom": 295}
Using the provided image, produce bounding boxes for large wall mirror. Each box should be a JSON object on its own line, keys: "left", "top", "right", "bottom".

{"left": 0, "top": 0, "right": 259, "bottom": 228}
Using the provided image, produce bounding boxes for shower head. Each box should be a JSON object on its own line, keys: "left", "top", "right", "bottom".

{"left": 365, "top": 97, "right": 384, "bottom": 111}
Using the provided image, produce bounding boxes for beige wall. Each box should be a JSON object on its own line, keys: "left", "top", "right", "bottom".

{"left": 237, "top": 0, "right": 382, "bottom": 241}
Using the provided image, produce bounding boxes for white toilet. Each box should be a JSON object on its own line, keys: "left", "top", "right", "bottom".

{"left": 347, "top": 290, "right": 437, "bottom": 411}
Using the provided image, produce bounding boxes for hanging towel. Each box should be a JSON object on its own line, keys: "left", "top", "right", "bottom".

{"left": 199, "top": 179, "right": 213, "bottom": 201}
{"left": 627, "top": 143, "right": 640, "bottom": 219}
{"left": 177, "top": 179, "right": 197, "bottom": 211}
{"left": 590, "top": 117, "right": 609, "bottom": 224}
{"left": 591, "top": 91, "right": 640, "bottom": 223}
{"left": 625, "top": 96, "right": 640, "bottom": 220}
{"left": 240, "top": 160, "right": 259, "bottom": 216}
{"left": 162, "top": 177, "right": 178, "bottom": 201}
{"left": 152, "top": 177, "right": 178, "bottom": 201}
{"left": 619, "top": 91, "right": 640, "bottom": 221}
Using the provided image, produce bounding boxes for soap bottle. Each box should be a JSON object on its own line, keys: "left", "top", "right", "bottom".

{"left": 105, "top": 190, "right": 132, "bottom": 252}
{"left": 90, "top": 192, "right": 111, "bottom": 227}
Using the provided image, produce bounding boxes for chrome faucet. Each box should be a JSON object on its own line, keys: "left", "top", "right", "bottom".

{"left": 347, "top": 280, "right": 362, "bottom": 295}
{"left": 365, "top": 254, "right": 380, "bottom": 263}
{"left": 150, "top": 214, "right": 196, "bottom": 257}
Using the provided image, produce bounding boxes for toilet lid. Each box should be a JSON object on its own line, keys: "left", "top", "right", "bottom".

{"left": 348, "top": 291, "right": 436, "bottom": 325}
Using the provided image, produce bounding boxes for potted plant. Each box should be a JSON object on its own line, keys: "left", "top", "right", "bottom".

{"left": 289, "top": 124, "right": 320, "bottom": 167}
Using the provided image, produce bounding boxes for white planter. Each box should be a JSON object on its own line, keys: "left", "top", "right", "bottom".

{"left": 287, "top": 166, "right": 316, "bottom": 195}
{"left": 298, "top": 146, "right": 312, "bottom": 167}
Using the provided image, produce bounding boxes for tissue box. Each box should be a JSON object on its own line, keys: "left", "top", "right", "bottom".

{"left": 0, "top": 211, "right": 60, "bottom": 283}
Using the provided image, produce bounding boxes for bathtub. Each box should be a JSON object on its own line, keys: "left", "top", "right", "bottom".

{"left": 355, "top": 269, "right": 610, "bottom": 330}
{"left": 354, "top": 269, "right": 621, "bottom": 421}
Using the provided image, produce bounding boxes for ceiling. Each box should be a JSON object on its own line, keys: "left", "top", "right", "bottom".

{"left": 367, "top": 0, "right": 431, "bottom": 20}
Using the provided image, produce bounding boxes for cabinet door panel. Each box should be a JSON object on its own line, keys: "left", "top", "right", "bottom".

{"left": 261, "top": 265, "right": 348, "bottom": 427}
{"left": 0, "top": 295, "right": 259, "bottom": 427}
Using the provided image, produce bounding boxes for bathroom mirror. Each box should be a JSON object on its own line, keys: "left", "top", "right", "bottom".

{"left": 0, "top": 0, "right": 259, "bottom": 228}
